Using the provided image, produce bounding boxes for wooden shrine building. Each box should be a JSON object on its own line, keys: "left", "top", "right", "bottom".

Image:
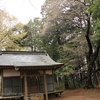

{"left": 0, "top": 51, "right": 63, "bottom": 100}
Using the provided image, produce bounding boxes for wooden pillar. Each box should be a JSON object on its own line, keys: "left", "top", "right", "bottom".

{"left": 44, "top": 70, "right": 48, "bottom": 100}
{"left": 24, "top": 72, "right": 28, "bottom": 100}
{"left": 1, "top": 70, "right": 3, "bottom": 97}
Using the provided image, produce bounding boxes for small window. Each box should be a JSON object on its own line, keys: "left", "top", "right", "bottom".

{"left": 39, "top": 76, "right": 44, "bottom": 92}
{"left": 46, "top": 75, "right": 53, "bottom": 92}
{"left": 39, "top": 75, "right": 54, "bottom": 92}
{"left": 3, "top": 77, "right": 21, "bottom": 96}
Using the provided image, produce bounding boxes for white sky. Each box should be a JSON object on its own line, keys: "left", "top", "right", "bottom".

{"left": 0, "top": 0, "right": 45, "bottom": 24}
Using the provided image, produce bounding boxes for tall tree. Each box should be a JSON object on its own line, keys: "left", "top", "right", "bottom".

{"left": 79, "top": 0, "right": 100, "bottom": 88}
{"left": 0, "top": 9, "right": 18, "bottom": 50}
{"left": 4, "top": 23, "right": 27, "bottom": 50}
{"left": 23, "top": 18, "right": 43, "bottom": 51}
{"left": 41, "top": 0, "right": 86, "bottom": 74}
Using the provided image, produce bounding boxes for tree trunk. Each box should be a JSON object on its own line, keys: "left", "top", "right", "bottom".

{"left": 64, "top": 76, "right": 69, "bottom": 89}
{"left": 87, "top": 66, "right": 94, "bottom": 88}
{"left": 95, "top": 58, "right": 100, "bottom": 86}
{"left": 85, "top": 13, "right": 100, "bottom": 88}
{"left": 55, "top": 20, "right": 61, "bottom": 45}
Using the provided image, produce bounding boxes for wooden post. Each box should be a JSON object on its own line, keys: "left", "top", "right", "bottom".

{"left": 44, "top": 71, "right": 48, "bottom": 100}
{"left": 1, "top": 70, "right": 3, "bottom": 97}
{"left": 24, "top": 72, "right": 28, "bottom": 100}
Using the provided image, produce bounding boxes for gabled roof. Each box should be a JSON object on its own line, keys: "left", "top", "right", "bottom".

{"left": 0, "top": 51, "right": 63, "bottom": 69}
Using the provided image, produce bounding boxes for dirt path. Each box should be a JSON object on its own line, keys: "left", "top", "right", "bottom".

{"left": 50, "top": 88, "right": 100, "bottom": 100}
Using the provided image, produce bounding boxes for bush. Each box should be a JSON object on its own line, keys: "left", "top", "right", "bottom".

{"left": 54, "top": 82, "right": 65, "bottom": 91}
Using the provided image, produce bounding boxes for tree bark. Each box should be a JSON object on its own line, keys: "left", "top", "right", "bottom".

{"left": 85, "top": 13, "right": 100, "bottom": 88}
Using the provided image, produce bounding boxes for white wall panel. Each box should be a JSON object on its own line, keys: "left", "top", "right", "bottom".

{"left": 3, "top": 69, "right": 20, "bottom": 77}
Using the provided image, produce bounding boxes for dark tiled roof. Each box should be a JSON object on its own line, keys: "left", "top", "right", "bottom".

{"left": 0, "top": 51, "right": 63, "bottom": 68}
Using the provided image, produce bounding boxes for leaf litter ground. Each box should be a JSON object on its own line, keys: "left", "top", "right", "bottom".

{"left": 50, "top": 88, "right": 100, "bottom": 100}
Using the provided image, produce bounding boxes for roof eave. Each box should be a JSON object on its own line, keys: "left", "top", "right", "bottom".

{"left": 0, "top": 63, "right": 64, "bottom": 70}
